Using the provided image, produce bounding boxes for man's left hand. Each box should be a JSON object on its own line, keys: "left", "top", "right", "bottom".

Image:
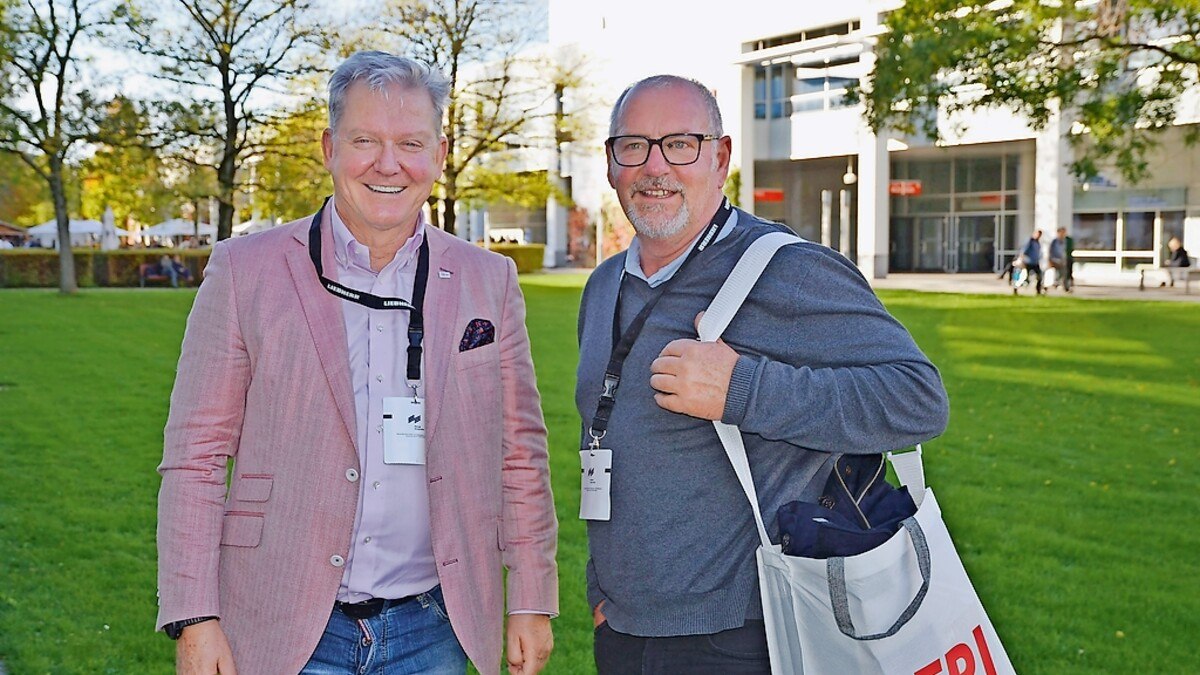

{"left": 650, "top": 325, "right": 739, "bottom": 420}
{"left": 506, "top": 614, "right": 553, "bottom": 674}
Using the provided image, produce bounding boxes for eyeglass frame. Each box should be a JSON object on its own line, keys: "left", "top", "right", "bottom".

{"left": 604, "top": 133, "right": 721, "bottom": 167}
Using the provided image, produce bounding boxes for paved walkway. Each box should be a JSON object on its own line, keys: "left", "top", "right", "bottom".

{"left": 869, "top": 272, "right": 1200, "bottom": 303}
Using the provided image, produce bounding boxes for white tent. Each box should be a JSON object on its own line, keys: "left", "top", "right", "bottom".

{"left": 141, "top": 218, "right": 216, "bottom": 238}
{"left": 232, "top": 219, "right": 280, "bottom": 236}
{"left": 27, "top": 219, "right": 129, "bottom": 248}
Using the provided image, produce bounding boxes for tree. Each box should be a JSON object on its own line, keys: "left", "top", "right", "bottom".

{"left": 130, "top": 0, "right": 332, "bottom": 240}
{"left": 858, "top": 0, "right": 1200, "bottom": 182}
{"left": 0, "top": 152, "right": 49, "bottom": 226}
{"left": 79, "top": 96, "right": 175, "bottom": 229}
{"left": 250, "top": 101, "right": 332, "bottom": 223}
{"left": 0, "top": 0, "right": 126, "bottom": 292}
{"left": 369, "top": 0, "right": 588, "bottom": 235}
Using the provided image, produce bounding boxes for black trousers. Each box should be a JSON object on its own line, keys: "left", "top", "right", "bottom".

{"left": 594, "top": 619, "right": 771, "bottom": 674}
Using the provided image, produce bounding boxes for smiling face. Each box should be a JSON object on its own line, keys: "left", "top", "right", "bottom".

{"left": 607, "top": 82, "right": 730, "bottom": 241}
{"left": 322, "top": 80, "right": 447, "bottom": 239}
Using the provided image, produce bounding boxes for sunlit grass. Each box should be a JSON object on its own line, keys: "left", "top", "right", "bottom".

{"left": 0, "top": 284, "right": 1196, "bottom": 673}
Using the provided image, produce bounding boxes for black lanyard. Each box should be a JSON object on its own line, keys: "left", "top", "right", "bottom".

{"left": 308, "top": 198, "right": 429, "bottom": 382}
{"left": 587, "top": 199, "right": 732, "bottom": 448}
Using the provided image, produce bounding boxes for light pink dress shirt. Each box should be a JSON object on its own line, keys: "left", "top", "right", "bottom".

{"left": 329, "top": 199, "right": 440, "bottom": 602}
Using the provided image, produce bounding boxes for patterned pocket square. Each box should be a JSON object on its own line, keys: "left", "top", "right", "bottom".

{"left": 459, "top": 318, "right": 495, "bottom": 352}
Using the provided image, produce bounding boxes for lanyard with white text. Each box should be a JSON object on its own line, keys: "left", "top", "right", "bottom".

{"left": 308, "top": 197, "right": 429, "bottom": 382}
{"left": 586, "top": 199, "right": 732, "bottom": 448}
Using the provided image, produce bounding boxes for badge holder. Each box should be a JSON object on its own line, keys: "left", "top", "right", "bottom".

{"left": 579, "top": 429, "right": 612, "bottom": 521}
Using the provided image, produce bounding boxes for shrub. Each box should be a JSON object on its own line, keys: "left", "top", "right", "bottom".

{"left": 486, "top": 243, "right": 545, "bottom": 274}
{"left": 0, "top": 250, "right": 210, "bottom": 288}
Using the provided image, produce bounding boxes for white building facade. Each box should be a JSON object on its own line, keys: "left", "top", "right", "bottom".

{"left": 548, "top": 0, "right": 1200, "bottom": 276}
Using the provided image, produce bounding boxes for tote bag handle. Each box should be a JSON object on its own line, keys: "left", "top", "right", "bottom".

{"left": 700, "top": 232, "right": 933, "bottom": 640}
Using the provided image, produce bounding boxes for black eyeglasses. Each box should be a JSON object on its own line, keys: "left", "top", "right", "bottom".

{"left": 605, "top": 133, "right": 720, "bottom": 167}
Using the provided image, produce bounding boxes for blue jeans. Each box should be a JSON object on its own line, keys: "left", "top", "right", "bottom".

{"left": 301, "top": 586, "right": 467, "bottom": 675}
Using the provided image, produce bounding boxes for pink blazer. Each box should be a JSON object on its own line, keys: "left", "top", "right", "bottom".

{"left": 156, "top": 211, "right": 558, "bottom": 675}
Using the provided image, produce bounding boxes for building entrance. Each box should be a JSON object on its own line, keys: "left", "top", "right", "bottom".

{"left": 893, "top": 213, "right": 1002, "bottom": 272}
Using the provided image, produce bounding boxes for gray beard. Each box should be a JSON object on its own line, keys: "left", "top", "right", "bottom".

{"left": 628, "top": 200, "right": 691, "bottom": 240}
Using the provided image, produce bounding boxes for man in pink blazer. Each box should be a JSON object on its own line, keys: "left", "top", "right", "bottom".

{"left": 156, "top": 51, "right": 558, "bottom": 675}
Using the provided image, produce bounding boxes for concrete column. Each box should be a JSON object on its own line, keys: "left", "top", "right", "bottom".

{"left": 739, "top": 64, "right": 757, "bottom": 213}
{"left": 839, "top": 188, "right": 853, "bottom": 257}
{"left": 820, "top": 189, "right": 833, "bottom": 247}
{"left": 856, "top": 131, "right": 889, "bottom": 279}
{"left": 1034, "top": 103, "right": 1073, "bottom": 240}
{"left": 545, "top": 194, "right": 568, "bottom": 268}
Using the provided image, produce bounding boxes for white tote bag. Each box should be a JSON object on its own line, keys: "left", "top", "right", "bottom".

{"left": 698, "top": 233, "right": 1016, "bottom": 675}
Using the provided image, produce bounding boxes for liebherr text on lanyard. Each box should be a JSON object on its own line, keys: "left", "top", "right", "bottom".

{"left": 308, "top": 197, "right": 430, "bottom": 383}
{"left": 587, "top": 199, "right": 733, "bottom": 449}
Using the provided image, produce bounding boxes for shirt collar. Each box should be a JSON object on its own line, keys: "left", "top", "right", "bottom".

{"left": 329, "top": 196, "right": 426, "bottom": 273}
{"left": 624, "top": 203, "right": 737, "bottom": 288}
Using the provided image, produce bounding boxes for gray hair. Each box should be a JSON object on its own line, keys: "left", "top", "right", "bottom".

{"left": 609, "top": 75, "right": 724, "bottom": 137}
{"left": 328, "top": 51, "right": 450, "bottom": 132}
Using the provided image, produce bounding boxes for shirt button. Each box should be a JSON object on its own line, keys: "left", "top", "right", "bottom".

{"left": 364, "top": 536, "right": 372, "bottom": 543}
{"left": 345, "top": 468, "right": 359, "bottom": 482}
{"left": 373, "top": 481, "right": 381, "bottom": 490}
{"left": 330, "top": 555, "right": 345, "bottom": 568}
{"left": 376, "top": 374, "right": 383, "bottom": 382}
{"left": 376, "top": 324, "right": 383, "bottom": 332}
{"left": 376, "top": 424, "right": 383, "bottom": 433}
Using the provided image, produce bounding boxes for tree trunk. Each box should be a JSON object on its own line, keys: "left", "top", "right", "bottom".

{"left": 443, "top": 196, "right": 457, "bottom": 236}
{"left": 427, "top": 195, "right": 441, "bottom": 230}
{"left": 216, "top": 151, "right": 237, "bottom": 241}
{"left": 49, "top": 157, "right": 78, "bottom": 294}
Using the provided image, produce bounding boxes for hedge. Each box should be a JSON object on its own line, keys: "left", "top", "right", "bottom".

{"left": 0, "top": 244, "right": 544, "bottom": 288}
{"left": 0, "top": 250, "right": 210, "bottom": 288}
{"left": 485, "top": 243, "right": 545, "bottom": 274}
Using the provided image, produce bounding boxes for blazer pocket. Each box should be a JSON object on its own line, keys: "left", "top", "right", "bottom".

{"left": 220, "top": 512, "right": 264, "bottom": 548}
{"left": 234, "top": 474, "right": 273, "bottom": 503}
{"left": 455, "top": 342, "right": 498, "bottom": 371}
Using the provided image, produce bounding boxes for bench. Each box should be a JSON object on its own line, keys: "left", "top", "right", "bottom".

{"left": 1137, "top": 257, "right": 1200, "bottom": 294}
{"left": 139, "top": 263, "right": 170, "bottom": 287}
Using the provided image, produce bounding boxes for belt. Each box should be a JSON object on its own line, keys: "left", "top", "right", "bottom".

{"left": 335, "top": 595, "right": 418, "bottom": 620}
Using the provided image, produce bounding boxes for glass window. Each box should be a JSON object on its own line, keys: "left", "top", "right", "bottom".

{"left": 906, "top": 196, "right": 953, "bottom": 213}
{"left": 1121, "top": 257, "right": 1154, "bottom": 270}
{"left": 1122, "top": 212, "right": 1154, "bottom": 251}
{"left": 1073, "top": 212, "right": 1117, "bottom": 250}
{"left": 827, "top": 77, "right": 856, "bottom": 91}
{"left": 793, "top": 96, "right": 825, "bottom": 113}
{"left": 909, "top": 161, "right": 951, "bottom": 194}
{"left": 955, "top": 157, "right": 1003, "bottom": 192}
{"left": 754, "top": 67, "right": 767, "bottom": 120}
{"left": 796, "top": 77, "right": 825, "bottom": 95}
{"left": 1004, "top": 155, "right": 1019, "bottom": 191}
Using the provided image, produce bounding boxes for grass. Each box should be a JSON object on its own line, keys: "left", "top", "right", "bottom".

{"left": 1, "top": 278, "right": 1197, "bottom": 673}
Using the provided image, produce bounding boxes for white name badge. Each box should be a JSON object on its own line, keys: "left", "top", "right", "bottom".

{"left": 383, "top": 396, "right": 426, "bottom": 464}
{"left": 579, "top": 449, "right": 613, "bottom": 521}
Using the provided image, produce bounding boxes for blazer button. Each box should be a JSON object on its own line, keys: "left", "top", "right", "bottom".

{"left": 346, "top": 468, "right": 359, "bottom": 482}
{"left": 819, "top": 496, "right": 836, "bottom": 509}
{"left": 330, "top": 555, "right": 345, "bottom": 568}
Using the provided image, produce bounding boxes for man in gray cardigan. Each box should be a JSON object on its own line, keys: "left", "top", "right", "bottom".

{"left": 575, "top": 75, "right": 950, "bottom": 673}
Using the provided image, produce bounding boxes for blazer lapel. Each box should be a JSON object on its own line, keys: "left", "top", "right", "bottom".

{"left": 421, "top": 228, "right": 459, "bottom": 444}
{"left": 285, "top": 212, "right": 358, "bottom": 450}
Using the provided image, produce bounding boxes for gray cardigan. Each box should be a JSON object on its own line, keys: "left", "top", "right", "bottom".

{"left": 574, "top": 209, "right": 950, "bottom": 638}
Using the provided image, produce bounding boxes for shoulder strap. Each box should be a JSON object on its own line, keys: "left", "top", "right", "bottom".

{"left": 699, "top": 232, "right": 802, "bottom": 548}
{"left": 700, "top": 232, "right": 929, "bottom": 548}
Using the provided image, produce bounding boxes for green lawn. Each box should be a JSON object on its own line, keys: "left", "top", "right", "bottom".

{"left": 0, "top": 278, "right": 1197, "bottom": 674}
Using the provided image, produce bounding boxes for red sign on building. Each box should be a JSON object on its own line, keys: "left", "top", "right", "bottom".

{"left": 888, "top": 180, "right": 923, "bottom": 197}
{"left": 754, "top": 188, "right": 785, "bottom": 203}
